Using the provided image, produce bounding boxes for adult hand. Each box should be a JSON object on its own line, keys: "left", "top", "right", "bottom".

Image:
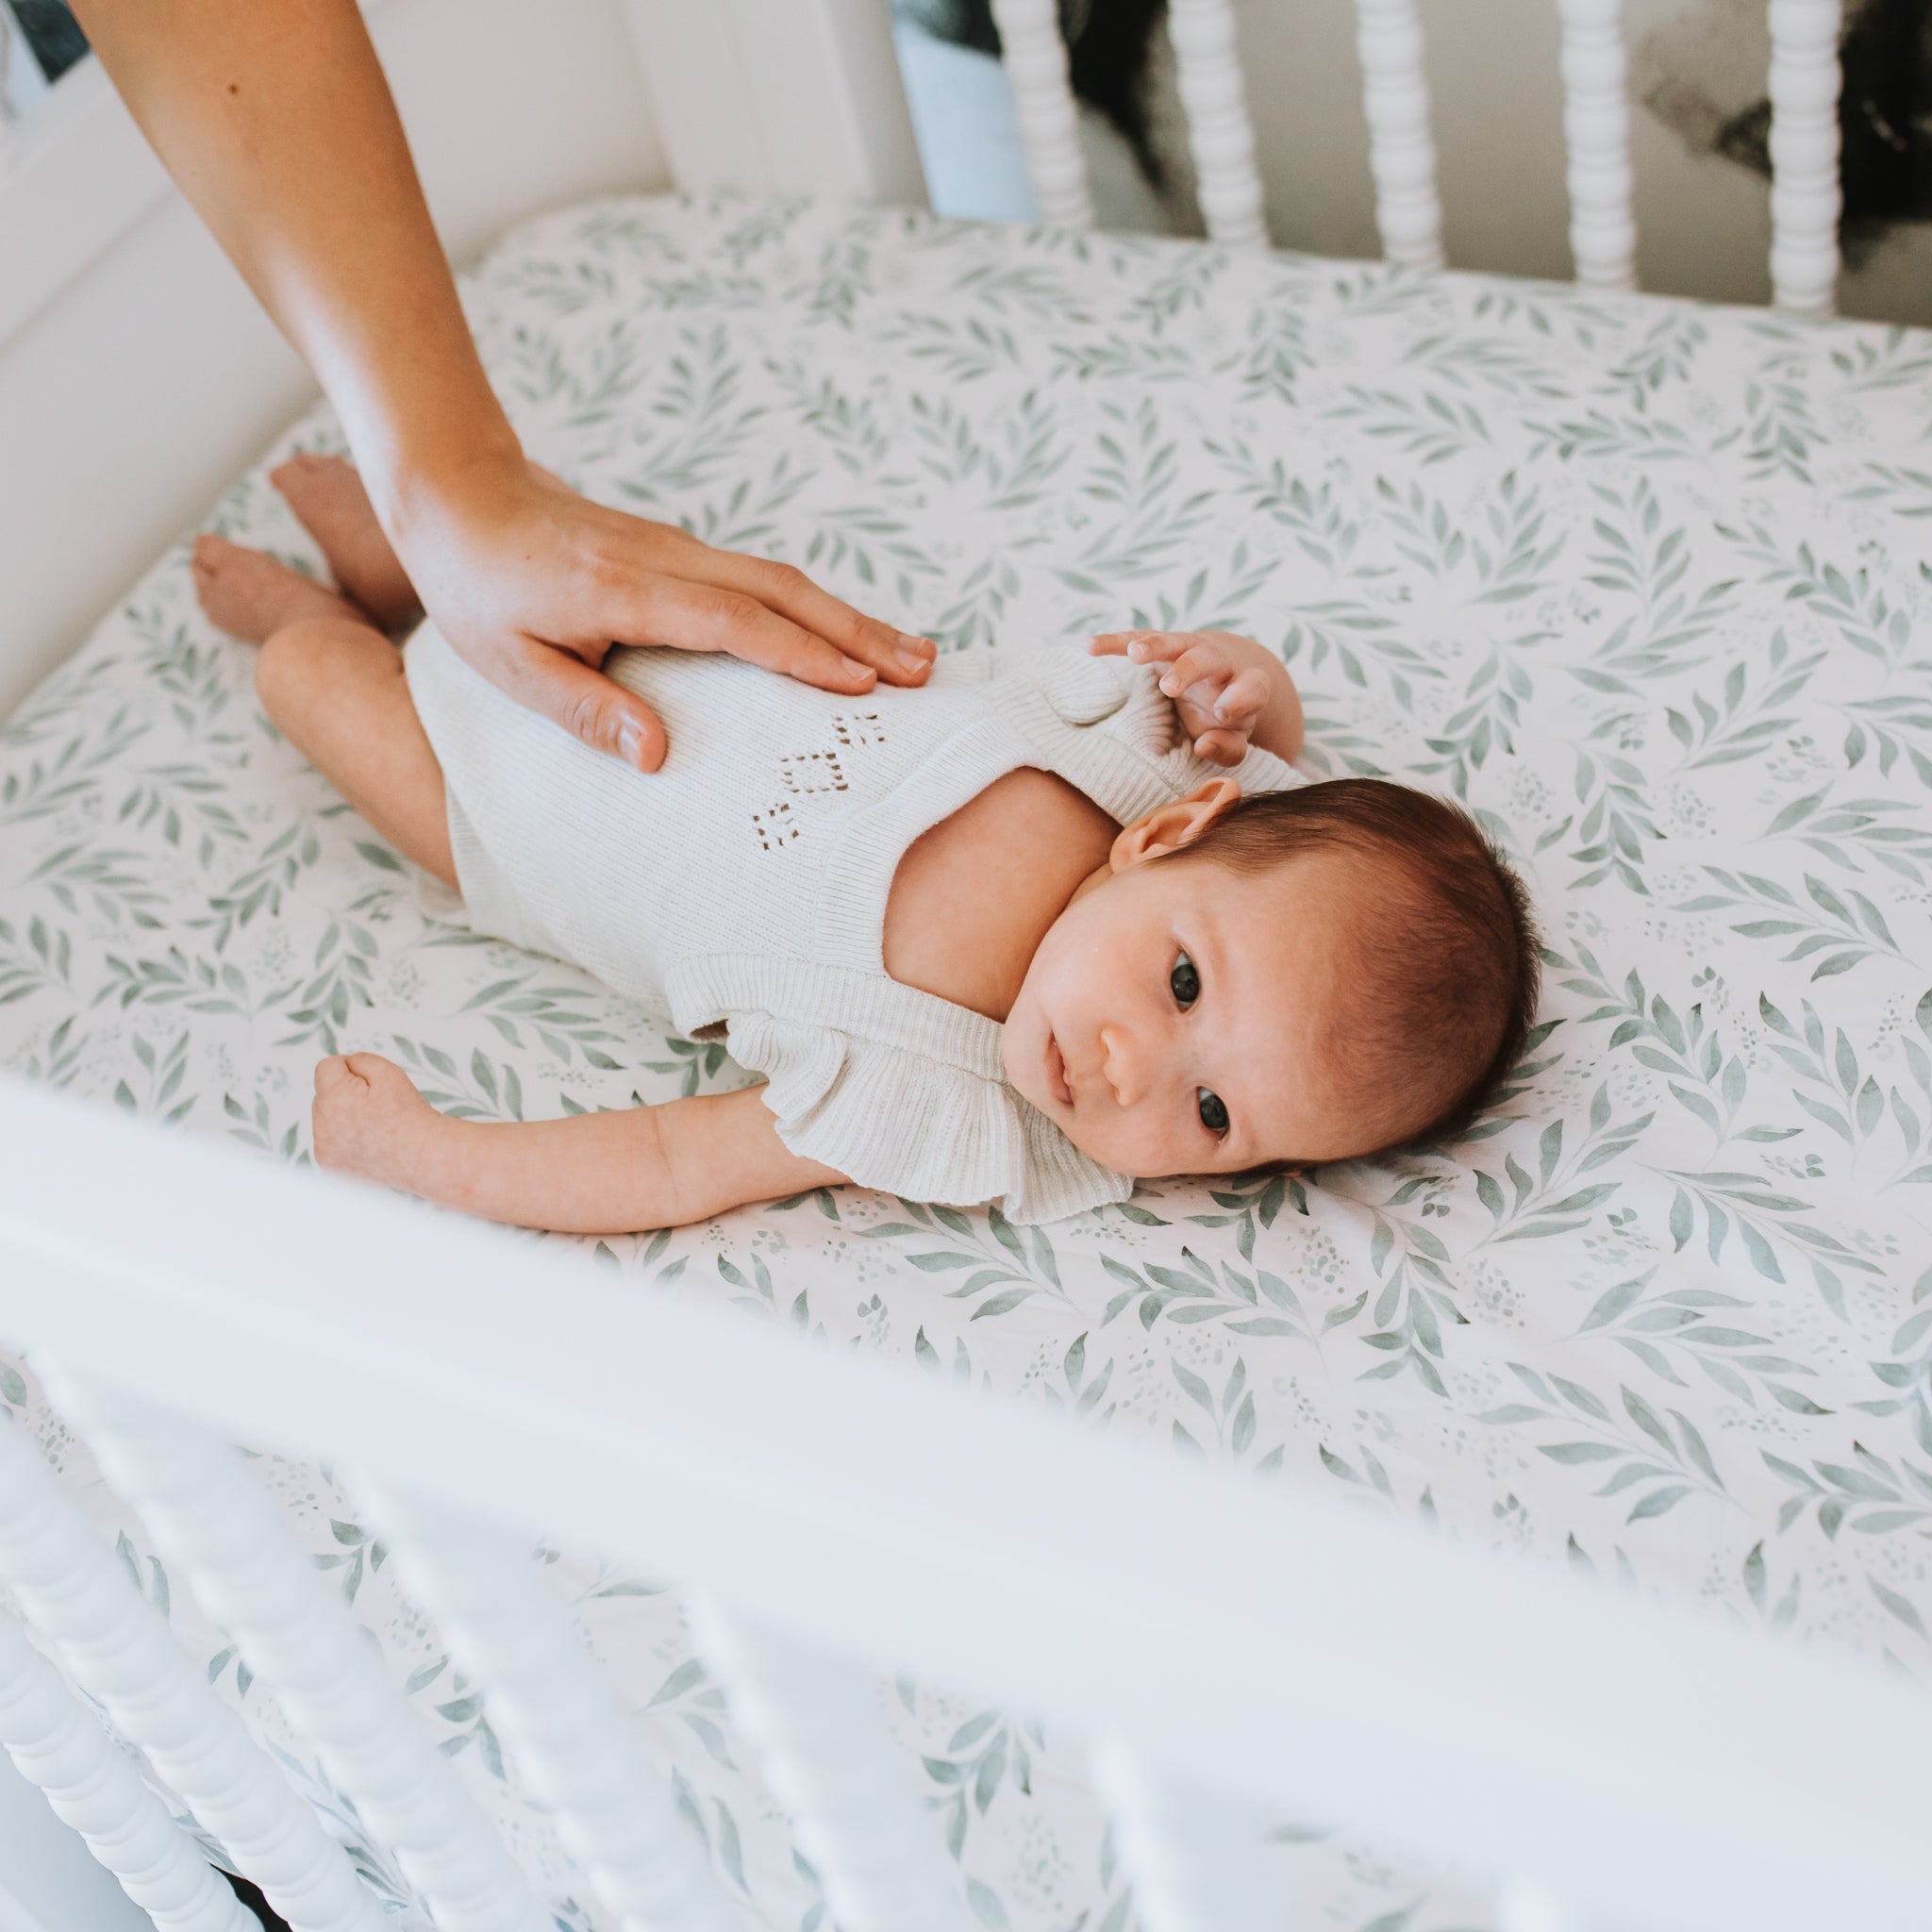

{"left": 71, "top": 0, "right": 934, "bottom": 774}
{"left": 393, "top": 454, "right": 936, "bottom": 773}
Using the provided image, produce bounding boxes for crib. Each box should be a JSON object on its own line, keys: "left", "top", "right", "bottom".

{"left": 2, "top": 4, "right": 1928, "bottom": 1931}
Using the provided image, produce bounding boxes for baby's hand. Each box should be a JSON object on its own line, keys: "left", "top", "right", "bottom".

{"left": 312, "top": 1052, "right": 435, "bottom": 1187}
{"left": 1091, "top": 630, "right": 1274, "bottom": 767}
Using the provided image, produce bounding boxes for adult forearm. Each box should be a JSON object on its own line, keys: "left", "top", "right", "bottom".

{"left": 71, "top": 0, "right": 516, "bottom": 516}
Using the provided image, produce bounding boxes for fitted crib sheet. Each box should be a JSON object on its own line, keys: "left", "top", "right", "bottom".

{"left": 4, "top": 192, "right": 1932, "bottom": 1931}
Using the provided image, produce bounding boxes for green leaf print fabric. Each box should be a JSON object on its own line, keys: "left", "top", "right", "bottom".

{"left": 3, "top": 192, "right": 1930, "bottom": 1931}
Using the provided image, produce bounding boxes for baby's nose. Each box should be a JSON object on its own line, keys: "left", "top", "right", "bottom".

{"left": 1098, "top": 1024, "right": 1149, "bottom": 1108}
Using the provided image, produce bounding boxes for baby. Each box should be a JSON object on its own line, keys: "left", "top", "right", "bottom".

{"left": 192, "top": 457, "right": 1539, "bottom": 1231}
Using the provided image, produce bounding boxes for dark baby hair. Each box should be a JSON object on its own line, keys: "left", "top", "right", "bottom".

{"left": 1178, "top": 777, "right": 1541, "bottom": 1155}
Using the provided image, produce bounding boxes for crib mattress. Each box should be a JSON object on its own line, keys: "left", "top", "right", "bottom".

{"left": 4, "top": 193, "right": 1931, "bottom": 1931}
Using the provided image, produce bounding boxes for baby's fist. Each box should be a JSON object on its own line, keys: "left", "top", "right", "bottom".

{"left": 312, "top": 1052, "right": 432, "bottom": 1186}
{"left": 1091, "top": 630, "right": 1272, "bottom": 767}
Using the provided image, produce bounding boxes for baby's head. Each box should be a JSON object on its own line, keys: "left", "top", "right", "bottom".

{"left": 1002, "top": 776, "right": 1540, "bottom": 1178}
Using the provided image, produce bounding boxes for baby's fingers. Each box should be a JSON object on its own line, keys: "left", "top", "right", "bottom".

{"left": 1211, "top": 665, "right": 1274, "bottom": 725}
{"left": 1191, "top": 727, "right": 1251, "bottom": 768}
{"left": 1155, "top": 641, "right": 1237, "bottom": 705}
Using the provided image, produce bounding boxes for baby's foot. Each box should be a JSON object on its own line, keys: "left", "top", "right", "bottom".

{"left": 192, "top": 534, "right": 367, "bottom": 644}
{"left": 270, "top": 452, "right": 421, "bottom": 630}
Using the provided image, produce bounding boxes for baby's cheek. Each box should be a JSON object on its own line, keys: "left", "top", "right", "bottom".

{"left": 1067, "top": 1108, "right": 1181, "bottom": 1179}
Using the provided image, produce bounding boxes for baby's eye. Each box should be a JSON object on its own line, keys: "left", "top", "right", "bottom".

{"left": 1197, "top": 1089, "right": 1229, "bottom": 1136}
{"left": 1170, "top": 951, "right": 1201, "bottom": 1009}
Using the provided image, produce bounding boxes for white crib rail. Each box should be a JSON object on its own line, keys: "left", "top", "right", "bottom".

{"left": 985, "top": 0, "right": 1093, "bottom": 227}
{"left": 1767, "top": 0, "right": 1844, "bottom": 311}
{"left": 981, "top": 0, "right": 1840, "bottom": 308}
{"left": 1555, "top": 0, "right": 1637, "bottom": 289}
{"left": 0, "top": 1074, "right": 1928, "bottom": 1932}
{"left": 0, "top": 1607, "right": 254, "bottom": 1932}
{"left": 1165, "top": 0, "right": 1268, "bottom": 248}
{"left": 0, "top": 1413, "right": 383, "bottom": 1932}
{"left": 357, "top": 1486, "right": 740, "bottom": 1932}
{"left": 52, "top": 1379, "right": 553, "bottom": 1932}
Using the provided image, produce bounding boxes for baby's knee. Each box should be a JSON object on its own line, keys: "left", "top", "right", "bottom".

{"left": 255, "top": 618, "right": 397, "bottom": 728}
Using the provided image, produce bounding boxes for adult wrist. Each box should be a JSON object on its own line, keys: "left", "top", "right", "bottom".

{"left": 361, "top": 412, "right": 525, "bottom": 548}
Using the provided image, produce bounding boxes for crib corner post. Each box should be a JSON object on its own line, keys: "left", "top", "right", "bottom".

{"left": 619, "top": 0, "right": 927, "bottom": 208}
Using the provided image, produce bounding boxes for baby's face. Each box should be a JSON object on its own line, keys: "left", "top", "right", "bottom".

{"left": 1002, "top": 845, "right": 1390, "bottom": 1178}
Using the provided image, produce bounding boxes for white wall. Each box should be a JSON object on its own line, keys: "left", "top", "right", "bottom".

{"left": 0, "top": 0, "right": 671, "bottom": 717}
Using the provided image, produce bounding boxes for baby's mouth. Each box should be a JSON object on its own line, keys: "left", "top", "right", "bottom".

{"left": 1045, "top": 1031, "right": 1074, "bottom": 1108}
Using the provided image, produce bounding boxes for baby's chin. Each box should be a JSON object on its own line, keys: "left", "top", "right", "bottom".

{"left": 998, "top": 1001, "right": 1054, "bottom": 1117}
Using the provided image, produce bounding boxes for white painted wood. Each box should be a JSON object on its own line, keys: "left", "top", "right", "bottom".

{"left": 0, "top": 1605, "right": 252, "bottom": 1932}
{"left": 0, "top": 1079, "right": 1923, "bottom": 1932}
{"left": 1496, "top": 1877, "right": 1592, "bottom": 1932}
{"left": 623, "top": 0, "right": 924, "bottom": 203}
{"left": 687, "top": 1599, "right": 974, "bottom": 1932}
{"left": 0, "top": 0, "right": 670, "bottom": 723}
{"left": 986, "top": 0, "right": 1094, "bottom": 227}
{"left": 1555, "top": 0, "right": 1636, "bottom": 290}
{"left": 1352, "top": 0, "right": 1443, "bottom": 269}
{"left": 0, "top": 1746, "right": 159, "bottom": 1932}
{"left": 0, "top": 1411, "right": 383, "bottom": 1932}
{"left": 1090, "top": 1740, "right": 1277, "bottom": 1932}
{"left": 356, "top": 1483, "right": 738, "bottom": 1932}
{"left": 43, "top": 1377, "right": 553, "bottom": 1932}
{"left": 1767, "top": 0, "right": 1842, "bottom": 312}
{"left": 1165, "top": 0, "right": 1268, "bottom": 248}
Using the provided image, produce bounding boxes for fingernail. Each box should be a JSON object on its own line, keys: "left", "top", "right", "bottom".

{"left": 894, "top": 643, "right": 931, "bottom": 674}
{"left": 618, "top": 723, "right": 644, "bottom": 769}
{"left": 898, "top": 632, "right": 937, "bottom": 658}
{"left": 841, "top": 655, "right": 875, "bottom": 683}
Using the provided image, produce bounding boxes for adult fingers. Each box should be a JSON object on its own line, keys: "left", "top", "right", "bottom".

{"left": 600, "top": 573, "right": 880, "bottom": 698}
{"left": 499, "top": 636, "right": 671, "bottom": 771}
{"left": 700, "top": 549, "right": 936, "bottom": 686}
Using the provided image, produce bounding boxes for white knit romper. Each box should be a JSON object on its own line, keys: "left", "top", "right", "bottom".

{"left": 405, "top": 629, "right": 1303, "bottom": 1221}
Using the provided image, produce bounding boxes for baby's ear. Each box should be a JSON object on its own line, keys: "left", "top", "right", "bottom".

{"left": 1110, "top": 776, "right": 1241, "bottom": 871}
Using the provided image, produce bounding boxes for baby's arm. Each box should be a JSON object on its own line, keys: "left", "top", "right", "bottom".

{"left": 310, "top": 1054, "right": 844, "bottom": 1232}
{"left": 1091, "top": 631, "right": 1304, "bottom": 767}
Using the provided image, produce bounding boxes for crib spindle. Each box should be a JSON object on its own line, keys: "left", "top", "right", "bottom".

{"left": 1353, "top": 0, "right": 1444, "bottom": 270}
{"left": 48, "top": 1379, "right": 553, "bottom": 1932}
{"left": 0, "top": 1413, "right": 382, "bottom": 1932}
{"left": 358, "top": 1484, "right": 739, "bottom": 1932}
{"left": 986, "top": 0, "right": 1095, "bottom": 227}
{"left": 1555, "top": 0, "right": 1637, "bottom": 289}
{"left": 688, "top": 1598, "right": 977, "bottom": 1932}
{"left": 1767, "top": 0, "right": 1842, "bottom": 312}
{"left": 0, "top": 1606, "right": 255, "bottom": 1932}
{"left": 1165, "top": 0, "right": 1268, "bottom": 248}
{"left": 1090, "top": 1741, "right": 1278, "bottom": 1932}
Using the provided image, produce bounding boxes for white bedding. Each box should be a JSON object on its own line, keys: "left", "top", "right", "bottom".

{"left": 3, "top": 192, "right": 1931, "bottom": 1931}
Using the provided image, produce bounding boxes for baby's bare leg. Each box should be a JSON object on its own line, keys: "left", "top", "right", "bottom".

{"left": 193, "top": 536, "right": 455, "bottom": 886}
{"left": 270, "top": 452, "right": 420, "bottom": 630}
{"left": 258, "top": 619, "right": 456, "bottom": 886}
